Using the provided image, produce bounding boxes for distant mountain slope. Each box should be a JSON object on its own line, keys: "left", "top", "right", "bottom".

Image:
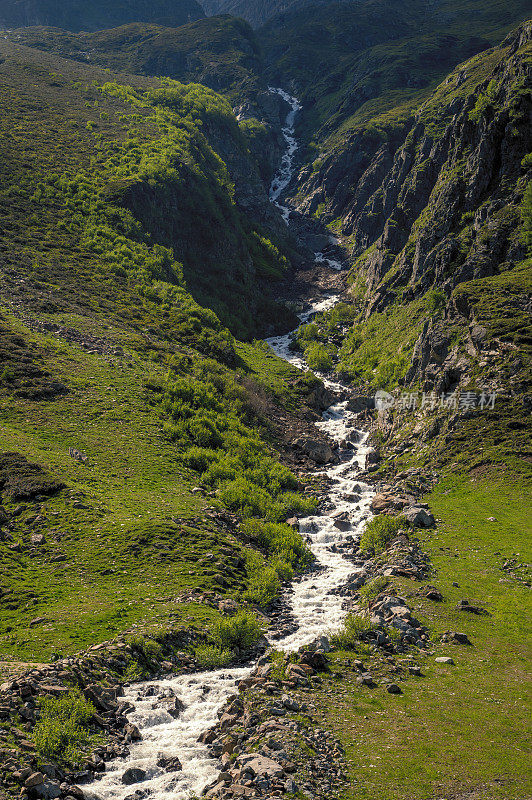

{"left": 200, "top": 0, "right": 288, "bottom": 27}
{"left": 260, "top": 0, "right": 532, "bottom": 145}
{"left": 6, "top": 16, "right": 263, "bottom": 101}
{"left": 201, "top": 0, "right": 339, "bottom": 28}
{"left": 0, "top": 0, "right": 204, "bottom": 31}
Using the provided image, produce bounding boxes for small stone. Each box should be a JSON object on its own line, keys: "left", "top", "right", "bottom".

{"left": 25, "top": 773, "right": 44, "bottom": 789}
{"left": 281, "top": 694, "right": 300, "bottom": 712}
{"left": 435, "top": 657, "right": 455, "bottom": 665}
{"left": 285, "top": 777, "right": 298, "bottom": 793}
{"left": 386, "top": 683, "right": 402, "bottom": 694}
{"left": 441, "top": 631, "right": 471, "bottom": 645}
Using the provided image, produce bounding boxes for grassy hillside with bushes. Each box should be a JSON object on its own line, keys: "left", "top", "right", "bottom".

{"left": 0, "top": 41, "right": 316, "bottom": 666}
{"left": 6, "top": 16, "right": 265, "bottom": 105}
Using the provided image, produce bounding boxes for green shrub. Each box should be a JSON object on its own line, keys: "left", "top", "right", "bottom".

{"left": 243, "top": 550, "right": 281, "bottom": 606}
{"left": 330, "top": 612, "right": 375, "bottom": 649}
{"left": 195, "top": 644, "right": 233, "bottom": 669}
{"left": 241, "top": 519, "right": 313, "bottom": 570}
{"left": 211, "top": 609, "right": 262, "bottom": 650}
{"left": 359, "top": 515, "right": 407, "bottom": 555}
{"left": 33, "top": 689, "right": 97, "bottom": 764}
{"left": 304, "top": 341, "right": 336, "bottom": 372}
{"left": 521, "top": 179, "right": 532, "bottom": 251}
{"left": 469, "top": 79, "right": 498, "bottom": 122}
{"left": 358, "top": 576, "right": 389, "bottom": 608}
{"left": 425, "top": 288, "right": 447, "bottom": 316}
{"left": 123, "top": 659, "right": 145, "bottom": 682}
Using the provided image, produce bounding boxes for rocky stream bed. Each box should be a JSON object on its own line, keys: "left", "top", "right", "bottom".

{"left": 0, "top": 90, "right": 446, "bottom": 800}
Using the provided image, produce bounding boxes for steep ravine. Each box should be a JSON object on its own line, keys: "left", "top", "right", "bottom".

{"left": 85, "top": 91, "right": 374, "bottom": 800}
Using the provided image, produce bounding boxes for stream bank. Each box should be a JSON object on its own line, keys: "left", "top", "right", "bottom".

{"left": 0, "top": 89, "right": 439, "bottom": 800}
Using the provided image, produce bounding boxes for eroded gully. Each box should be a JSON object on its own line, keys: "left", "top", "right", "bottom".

{"left": 87, "top": 89, "right": 373, "bottom": 800}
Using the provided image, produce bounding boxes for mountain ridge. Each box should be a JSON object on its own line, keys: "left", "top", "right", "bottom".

{"left": 0, "top": 0, "right": 205, "bottom": 31}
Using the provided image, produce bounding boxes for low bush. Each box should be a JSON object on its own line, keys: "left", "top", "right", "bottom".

{"left": 330, "top": 612, "right": 375, "bottom": 649}
{"left": 242, "top": 550, "right": 281, "bottom": 607}
{"left": 195, "top": 644, "right": 233, "bottom": 669}
{"left": 241, "top": 519, "right": 313, "bottom": 571}
{"left": 33, "top": 689, "right": 97, "bottom": 764}
{"left": 359, "top": 515, "right": 407, "bottom": 555}
{"left": 303, "top": 341, "right": 335, "bottom": 372}
{"left": 358, "top": 575, "right": 389, "bottom": 608}
{"left": 211, "top": 609, "right": 262, "bottom": 651}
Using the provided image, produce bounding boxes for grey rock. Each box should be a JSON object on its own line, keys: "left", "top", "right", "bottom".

{"left": 293, "top": 436, "right": 333, "bottom": 464}
{"left": 121, "top": 768, "right": 146, "bottom": 785}
{"left": 386, "top": 683, "right": 402, "bottom": 694}
{"left": 404, "top": 506, "right": 435, "bottom": 527}
{"left": 281, "top": 694, "right": 300, "bottom": 712}
{"left": 25, "top": 773, "right": 44, "bottom": 789}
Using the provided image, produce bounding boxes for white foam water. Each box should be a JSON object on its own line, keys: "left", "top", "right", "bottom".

{"left": 87, "top": 89, "right": 372, "bottom": 800}
{"left": 268, "top": 87, "right": 302, "bottom": 223}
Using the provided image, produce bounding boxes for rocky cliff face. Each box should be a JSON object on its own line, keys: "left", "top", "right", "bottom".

{"left": 297, "top": 23, "right": 532, "bottom": 308}
{"left": 201, "top": 0, "right": 309, "bottom": 28}
{"left": 0, "top": 0, "right": 204, "bottom": 31}
{"left": 286, "top": 22, "right": 531, "bottom": 479}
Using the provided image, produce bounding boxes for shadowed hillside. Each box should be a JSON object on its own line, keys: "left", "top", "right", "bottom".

{"left": 0, "top": 0, "right": 204, "bottom": 31}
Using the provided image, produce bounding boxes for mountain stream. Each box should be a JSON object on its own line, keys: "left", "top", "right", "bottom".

{"left": 87, "top": 90, "right": 373, "bottom": 800}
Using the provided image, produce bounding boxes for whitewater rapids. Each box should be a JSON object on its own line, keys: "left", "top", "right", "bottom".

{"left": 87, "top": 89, "right": 373, "bottom": 800}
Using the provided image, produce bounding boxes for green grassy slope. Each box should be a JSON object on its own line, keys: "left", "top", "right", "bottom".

{"left": 0, "top": 40, "right": 293, "bottom": 339}
{"left": 260, "top": 0, "right": 532, "bottom": 153}
{"left": 0, "top": 42, "right": 316, "bottom": 668}
{"left": 5, "top": 16, "right": 265, "bottom": 104}
{"left": 314, "top": 477, "right": 531, "bottom": 800}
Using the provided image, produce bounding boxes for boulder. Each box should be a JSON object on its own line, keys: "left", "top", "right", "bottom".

{"left": 441, "top": 631, "right": 472, "bottom": 645}
{"left": 293, "top": 436, "right": 333, "bottom": 464}
{"left": 404, "top": 506, "right": 435, "bottom": 527}
{"left": 371, "top": 493, "right": 392, "bottom": 513}
{"left": 299, "top": 650, "right": 329, "bottom": 671}
{"left": 36, "top": 781, "right": 61, "bottom": 799}
{"left": 346, "top": 395, "right": 375, "bottom": 413}
{"left": 124, "top": 723, "right": 142, "bottom": 742}
{"left": 121, "top": 768, "right": 146, "bottom": 785}
{"left": 156, "top": 755, "right": 182, "bottom": 772}
{"left": 435, "top": 656, "right": 454, "bottom": 665}
{"left": 333, "top": 517, "right": 351, "bottom": 531}
{"left": 159, "top": 696, "right": 185, "bottom": 718}
{"left": 281, "top": 694, "right": 300, "bottom": 711}
{"left": 25, "top": 773, "right": 44, "bottom": 789}
{"left": 237, "top": 753, "right": 285, "bottom": 779}
{"left": 386, "top": 683, "right": 402, "bottom": 694}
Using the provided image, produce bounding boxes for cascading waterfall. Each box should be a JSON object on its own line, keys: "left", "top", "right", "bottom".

{"left": 87, "top": 90, "right": 373, "bottom": 800}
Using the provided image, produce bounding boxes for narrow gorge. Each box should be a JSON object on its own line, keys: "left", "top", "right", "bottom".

{"left": 83, "top": 90, "right": 375, "bottom": 800}
{"left": 0, "top": 5, "right": 530, "bottom": 800}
